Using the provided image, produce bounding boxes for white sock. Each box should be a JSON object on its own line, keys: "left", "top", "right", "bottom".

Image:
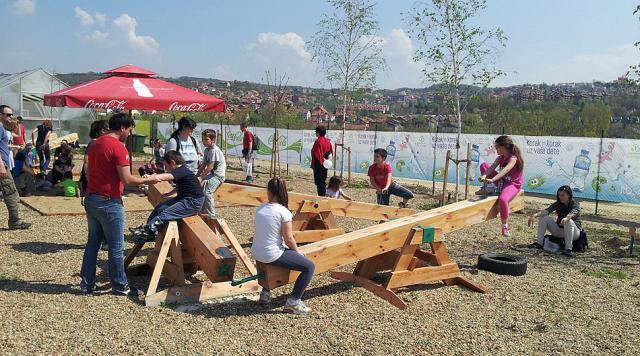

{"left": 502, "top": 223, "right": 508, "bottom": 228}
{"left": 286, "top": 297, "right": 300, "bottom": 306}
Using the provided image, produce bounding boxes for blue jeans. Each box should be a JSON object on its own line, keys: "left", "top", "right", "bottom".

{"left": 376, "top": 182, "right": 414, "bottom": 206}
{"left": 146, "top": 196, "right": 205, "bottom": 230}
{"left": 268, "top": 250, "right": 315, "bottom": 300}
{"left": 36, "top": 144, "right": 50, "bottom": 173}
{"left": 80, "top": 193, "right": 128, "bottom": 291}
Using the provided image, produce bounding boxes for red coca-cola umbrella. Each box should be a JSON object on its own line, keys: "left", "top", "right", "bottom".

{"left": 44, "top": 64, "right": 225, "bottom": 112}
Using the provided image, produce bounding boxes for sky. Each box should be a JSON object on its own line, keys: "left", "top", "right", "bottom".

{"left": 2, "top": 0, "right": 639, "bottom": 89}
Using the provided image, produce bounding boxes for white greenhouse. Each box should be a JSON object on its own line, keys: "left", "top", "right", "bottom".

{"left": 0, "top": 68, "right": 95, "bottom": 143}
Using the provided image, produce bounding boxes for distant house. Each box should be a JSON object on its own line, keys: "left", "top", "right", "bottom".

{"left": 308, "top": 104, "right": 331, "bottom": 124}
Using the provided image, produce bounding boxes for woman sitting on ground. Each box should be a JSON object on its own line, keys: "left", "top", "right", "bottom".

{"left": 528, "top": 185, "right": 582, "bottom": 257}
{"left": 251, "top": 177, "right": 315, "bottom": 315}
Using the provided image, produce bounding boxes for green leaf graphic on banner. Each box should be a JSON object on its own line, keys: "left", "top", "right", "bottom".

{"left": 527, "top": 175, "right": 545, "bottom": 189}
{"left": 360, "top": 161, "right": 370, "bottom": 172}
{"left": 592, "top": 176, "right": 607, "bottom": 192}
{"left": 396, "top": 160, "right": 406, "bottom": 172}
{"left": 257, "top": 139, "right": 273, "bottom": 155}
{"left": 286, "top": 140, "right": 303, "bottom": 154}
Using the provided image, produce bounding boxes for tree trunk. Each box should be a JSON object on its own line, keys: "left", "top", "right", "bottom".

{"left": 454, "top": 86, "right": 462, "bottom": 202}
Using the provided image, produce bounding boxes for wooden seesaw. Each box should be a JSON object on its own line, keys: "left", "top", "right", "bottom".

{"left": 215, "top": 182, "right": 525, "bottom": 309}
{"left": 124, "top": 181, "right": 261, "bottom": 306}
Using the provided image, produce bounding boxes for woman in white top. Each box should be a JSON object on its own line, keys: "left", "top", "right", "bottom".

{"left": 252, "top": 177, "right": 315, "bottom": 315}
{"left": 164, "top": 117, "right": 201, "bottom": 174}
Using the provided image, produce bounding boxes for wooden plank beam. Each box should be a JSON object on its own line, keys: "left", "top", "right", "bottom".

{"left": 145, "top": 280, "right": 261, "bottom": 307}
{"left": 214, "top": 183, "right": 416, "bottom": 221}
{"left": 148, "top": 182, "right": 236, "bottom": 283}
{"left": 292, "top": 228, "right": 346, "bottom": 243}
{"left": 258, "top": 191, "right": 524, "bottom": 289}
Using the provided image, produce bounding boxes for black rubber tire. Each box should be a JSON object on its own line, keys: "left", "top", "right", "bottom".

{"left": 477, "top": 253, "right": 527, "bottom": 276}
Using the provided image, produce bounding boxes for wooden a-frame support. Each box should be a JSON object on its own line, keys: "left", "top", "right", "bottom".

{"left": 125, "top": 182, "right": 261, "bottom": 306}
{"left": 331, "top": 226, "right": 485, "bottom": 310}
{"left": 291, "top": 199, "right": 345, "bottom": 243}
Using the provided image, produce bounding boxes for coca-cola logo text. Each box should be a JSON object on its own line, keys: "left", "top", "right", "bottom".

{"left": 169, "top": 102, "right": 206, "bottom": 112}
{"left": 84, "top": 99, "right": 127, "bottom": 110}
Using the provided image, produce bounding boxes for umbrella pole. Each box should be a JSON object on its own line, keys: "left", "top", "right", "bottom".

{"left": 128, "top": 109, "right": 134, "bottom": 173}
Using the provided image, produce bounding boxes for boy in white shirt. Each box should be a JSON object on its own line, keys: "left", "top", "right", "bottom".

{"left": 197, "top": 129, "right": 226, "bottom": 219}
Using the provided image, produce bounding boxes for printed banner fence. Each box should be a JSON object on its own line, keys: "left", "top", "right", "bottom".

{"left": 156, "top": 123, "right": 640, "bottom": 204}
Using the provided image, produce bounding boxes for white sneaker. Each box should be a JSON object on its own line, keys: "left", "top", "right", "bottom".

{"left": 283, "top": 299, "right": 311, "bottom": 315}
{"left": 258, "top": 289, "right": 272, "bottom": 305}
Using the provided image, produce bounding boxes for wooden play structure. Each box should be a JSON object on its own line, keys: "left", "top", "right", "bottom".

{"left": 46, "top": 132, "right": 79, "bottom": 150}
{"left": 127, "top": 181, "right": 524, "bottom": 309}
{"left": 290, "top": 199, "right": 344, "bottom": 243}
{"left": 125, "top": 182, "right": 260, "bottom": 306}
{"left": 256, "top": 189, "right": 524, "bottom": 309}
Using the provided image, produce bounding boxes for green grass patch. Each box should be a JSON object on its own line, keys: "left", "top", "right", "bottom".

{"left": 346, "top": 180, "right": 369, "bottom": 189}
{"left": 417, "top": 201, "right": 441, "bottom": 211}
{"left": 0, "top": 274, "right": 21, "bottom": 282}
{"left": 585, "top": 268, "right": 631, "bottom": 280}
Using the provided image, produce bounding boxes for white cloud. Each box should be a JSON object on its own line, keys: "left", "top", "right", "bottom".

{"left": 11, "top": 0, "right": 35, "bottom": 15}
{"left": 245, "top": 32, "right": 315, "bottom": 85}
{"left": 87, "top": 30, "right": 108, "bottom": 42}
{"left": 77, "top": 11, "right": 159, "bottom": 55}
{"left": 377, "top": 29, "right": 425, "bottom": 88}
{"left": 74, "top": 7, "right": 94, "bottom": 26}
{"left": 94, "top": 12, "right": 107, "bottom": 26}
{"left": 112, "top": 14, "right": 159, "bottom": 54}
{"left": 255, "top": 32, "right": 312, "bottom": 61}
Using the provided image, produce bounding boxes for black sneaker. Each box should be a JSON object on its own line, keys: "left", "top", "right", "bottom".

{"left": 112, "top": 286, "right": 142, "bottom": 298}
{"left": 9, "top": 221, "right": 31, "bottom": 230}
{"left": 562, "top": 249, "right": 573, "bottom": 258}
{"left": 128, "top": 225, "right": 146, "bottom": 235}
{"left": 132, "top": 226, "right": 156, "bottom": 243}
{"left": 80, "top": 287, "right": 93, "bottom": 295}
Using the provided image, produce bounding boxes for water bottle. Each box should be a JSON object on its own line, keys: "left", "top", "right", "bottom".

{"left": 386, "top": 140, "right": 396, "bottom": 163}
{"left": 570, "top": 149, "right": 591, "bottom": 192}
{"left": 470, "top": 144, "right": 480, "bottom": 181}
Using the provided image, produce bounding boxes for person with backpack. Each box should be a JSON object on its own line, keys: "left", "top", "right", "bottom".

{"left": 165, "top": 117, "right": 201, "bottom": 174}
{"left": 528, "top": 185, "right": 583, "bottom": 257}
{"left": 240, "top": 122, "right": 255, "bottom": 183}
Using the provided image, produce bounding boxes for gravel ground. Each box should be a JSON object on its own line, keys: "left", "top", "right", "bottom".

{"left": 0, "top": 159, "right": 639, "bottom": 355}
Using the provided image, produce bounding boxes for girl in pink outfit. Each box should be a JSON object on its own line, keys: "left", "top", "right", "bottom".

{"left": 477, "top": 135, "right": 524, "bottom": 237}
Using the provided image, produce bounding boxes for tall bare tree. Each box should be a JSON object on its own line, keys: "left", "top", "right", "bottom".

{"left": 407, "top": 0, "right": 506, "bottom": 201}
{"left": 309, "top": 0, "right": 388, "bottom": 157}
{"left": 263, "top": 69, "right": 290, "bottom": 177}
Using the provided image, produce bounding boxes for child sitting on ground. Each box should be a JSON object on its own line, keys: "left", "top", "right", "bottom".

{"left": 326, "top": 176, "right": 352, "bottom": 200}
{"left": 56, "top": 171, "right": 79, "bottom": 197}
{"left": 35, "top": 173, "right": 53, "bottom": 192}
{"left": 50, "top": 150, "right": 73, "bottom": 185}
{"left": 367, "top": 148, "right": 414, "bottom": 208}
{"left": 130, "top": 151, "right": 205, "bottom": 243}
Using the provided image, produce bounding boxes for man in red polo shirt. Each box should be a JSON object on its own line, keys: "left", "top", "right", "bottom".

{"left": 240, "top": 122, "right": 254, "bottom": 183}
{"left": 80, "top": 113, "right": 158, "bottom": 296}
{"left": 311, "top": 125, "right": 332, "bottom": 196}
